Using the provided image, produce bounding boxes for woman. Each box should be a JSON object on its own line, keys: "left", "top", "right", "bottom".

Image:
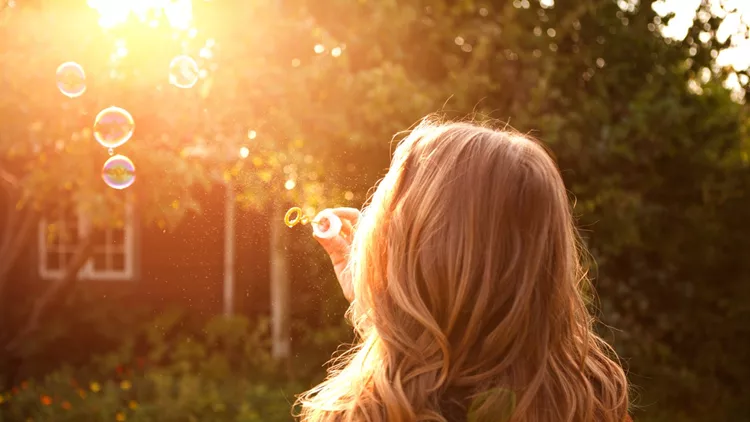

{"left": 296, "top": 117, "right": 632, "bottom": 422}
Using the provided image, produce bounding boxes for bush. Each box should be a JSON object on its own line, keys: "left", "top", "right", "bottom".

{"left": 0, "top": 310, "right": 352, "bottom": 422}
{"left": 0, "top": 373, "right": 299, "bottom": 422}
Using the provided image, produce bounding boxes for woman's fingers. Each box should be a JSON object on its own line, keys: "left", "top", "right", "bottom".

{"left": 312, "top": 208, "right": 360, "bottom": 304}
{"left": 313, "top": 232, "right": 354, "bottom": 302}
{"left": 339, "top": 218, "right": 355, "bottom": 240}
{"left": 328, "top": 207, "right": 361, "bottom": 225}
{"left": 313, "top": 208, "right": 359, "bottom": 241}
{"left": 314, "top": 234, "right": 349, "bottom": 264}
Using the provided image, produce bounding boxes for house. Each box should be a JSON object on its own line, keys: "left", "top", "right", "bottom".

{"left": 1, "top": 178, "right": 332, "bottom": 372}
{"left": 15, "top": 184, "right": 273, "bottom": 314}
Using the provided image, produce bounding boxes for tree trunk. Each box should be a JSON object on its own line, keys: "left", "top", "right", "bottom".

{"left": 223, "top": 179, "right": 236, "bottom": 317}
{"left": 0, "top": 168, "right": 38, "bottom": 342}
{"left": 0, "top": 209, "right": 38, "bottom": 295}
{"left": 270, "top": 202, "right": 291, "bottom": 360}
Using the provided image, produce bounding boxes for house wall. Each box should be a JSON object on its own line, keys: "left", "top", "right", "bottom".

{"left": 2, "top": 183, "right": 275, "bottom": 321}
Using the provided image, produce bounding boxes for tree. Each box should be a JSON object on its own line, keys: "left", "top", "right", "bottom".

{"left": 295, "top": 0, "right": 750, "bottom": 419}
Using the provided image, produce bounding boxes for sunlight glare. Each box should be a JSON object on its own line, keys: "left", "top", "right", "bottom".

{"left": 88, "top": 0, "right": 193, "bottom": 30}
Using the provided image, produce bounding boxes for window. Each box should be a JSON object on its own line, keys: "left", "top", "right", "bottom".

{"left": 38, "top": 203, "right": 136, "bottom": 281}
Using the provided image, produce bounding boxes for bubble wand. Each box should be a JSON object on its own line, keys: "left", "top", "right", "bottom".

{"left": 284, "top": 207, "right": 342, "bottom": 239}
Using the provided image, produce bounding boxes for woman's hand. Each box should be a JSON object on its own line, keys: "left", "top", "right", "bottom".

{"left": 313, "top": 208, "right": 360, "bottom": 303}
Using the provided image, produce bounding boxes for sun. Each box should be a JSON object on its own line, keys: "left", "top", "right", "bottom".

{"left": 87, "top": 0, "right": 193, "bottom": 30}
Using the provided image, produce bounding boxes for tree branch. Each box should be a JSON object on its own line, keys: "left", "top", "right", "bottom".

{"left": 0, "top": 167, "right": 21, "bottom": 257}
{"left": 0, "top": 165, "right": 30, "bottom": 279}
{"left": 0, "top": 167, "right": 19, "bottom": 189}
{"left": 0, "top": 209, "right": 38, "bottom": 278}
{"left": 4, "top": 236, "right": 93, "bottom": 354}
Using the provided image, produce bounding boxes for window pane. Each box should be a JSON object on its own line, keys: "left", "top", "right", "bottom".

{"left": 47, "top": 252, "right": 60, "bottom": 270}
{"left": 92, "top": 253, "right": 107, "bottom": 271}
{"left": 62, "top": 252, "right": 76, "bottom": 270}
{"left": 112, "top": 253, "right": 125, "bottom": 271}
{"left": 60, "top": 224, "right": 78, "bottom": 245}
{"left": 92, "top": 229, "right": 107, "bottom": 248}
{"left": 45, "top": 224, "right": 61, "bottom": 247}
{"left": 111, "top": 228, "right": 125, "bottom": 245}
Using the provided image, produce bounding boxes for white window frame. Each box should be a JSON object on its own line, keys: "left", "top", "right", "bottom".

{"left": 38, "top": 203, "right": 136, "bottom": 281}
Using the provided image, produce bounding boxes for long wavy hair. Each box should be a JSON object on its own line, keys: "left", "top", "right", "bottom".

{"left": 295, "top": 117, "right": 630, "bottom": 422}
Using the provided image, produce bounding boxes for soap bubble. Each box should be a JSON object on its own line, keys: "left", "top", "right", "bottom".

{"left": 56, "top": 62, "right": 86, "bottom": 98}
{"left": 169, "top": 55, "right": 199, "bottom": 89}
{"left": 108, "top": 148, "right": 114, "bottom": 156}
{"left": 102, "top": 155, "right": 136, "bottom": 190}
{"left": 312, "top": 209, "right": 342, "bottom": 240}
{"left": 93, "top": 106, "right": 135, "bottom": 149}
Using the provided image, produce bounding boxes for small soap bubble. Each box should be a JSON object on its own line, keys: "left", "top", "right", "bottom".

{"left": 169, "top": 55, "right": 199, "bottom": 89}
{"left": 331, "top": 47, "right": 342, "bottom": 57}
{"left": 101, "top": 154, "right": 136, "bottom": 190}
{"left": 239, "top": 146, "right": 249, "bottom": 158}
{"left": 312, "top": 210, "right": 342, "bottom": 240}
{"left": 284, "top": 179, "right": 296, "bottom": 190}
{"left": 93, "top": 106, "right": 135, "bottom": 149}
{"left": 314, "top": 44, "right": 325, "bottom": 54}
{"left": 108, "top": 147, "right": 114, "bottom": 156}
{"left": 56, "top": 62, "right": 86, "bottom": 98}
{"left": 247, "top": 130, "right": 257, "bottom": 140}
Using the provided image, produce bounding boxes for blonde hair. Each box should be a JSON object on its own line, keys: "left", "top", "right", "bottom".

{"left": 296, "top": 117, "right": 630, "bottom": 422}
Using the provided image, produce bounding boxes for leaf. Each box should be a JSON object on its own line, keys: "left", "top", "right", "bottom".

{"left": 466, "top": 388, "right": 516, "bottom": 422}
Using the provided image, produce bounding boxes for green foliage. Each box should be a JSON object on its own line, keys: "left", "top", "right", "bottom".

{"left": 0, "top": 312, "right": 351, "bottom": 422}
{"left": 0, "top": 373, "right": 297, "bottom": 422}
{"left": 466, "top": 388, "right": 516, "bottom": 422}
